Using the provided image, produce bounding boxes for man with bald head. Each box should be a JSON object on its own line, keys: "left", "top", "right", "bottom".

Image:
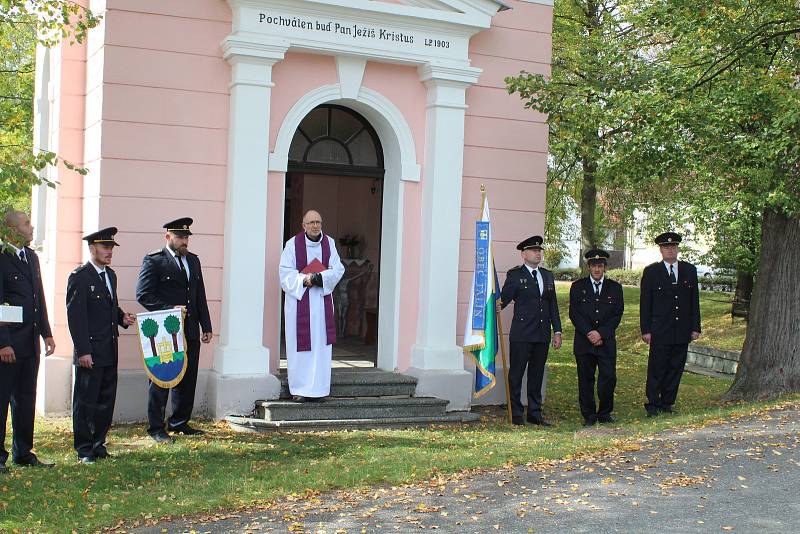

{"left": 279, "top": 210, "right": 345, "bottom": 401}
{"left": 0, "top": 210, "right": 55, "bottom": 473}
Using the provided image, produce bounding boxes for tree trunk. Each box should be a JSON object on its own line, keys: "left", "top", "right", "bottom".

{"left": 731, "top": 270, "right": 754, "bottom": 319}
{"left": 579, "top": 157, "right": 598, "bottom": 275}
{"left": 149, "top": 337, "right": 158, "bottom": 358}
{"left": 724, "top": 209, "right": 800, "bottom": 401}
{"left": 171, "top": 333, "right": 179, "bottom": 353}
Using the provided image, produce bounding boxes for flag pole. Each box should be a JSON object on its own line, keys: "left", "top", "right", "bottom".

{"left": 481, "top": 184, "right": 513, "bottom": 425}
{"left": 494, "top": 264, "right": 513, "bottom": 425}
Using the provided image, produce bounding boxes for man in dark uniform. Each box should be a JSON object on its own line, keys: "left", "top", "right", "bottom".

{"left": 0, "top": 210, "right": 56, "bottom": 473}
{"left": 640, "top": 232, "right": 701, "bottom": 417}
{"left": 136, "top": 218, "right": 212, "bottom": 442}
{"left": 67, "top": 227, "right": 135, "bottom": 463}
{"left": 499, "top": 235, "right": 562, "bottom": 426}
{"left": 569, "top": 249, "right": 624, "bottom": 426}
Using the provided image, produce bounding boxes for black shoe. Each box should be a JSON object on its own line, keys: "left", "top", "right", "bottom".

{"left": 0, "top": 464, "right": 7, "bottom": 475}
{"left": 171, "top": 424, "right": 205, "bottom": 436}
{"left": 292, "top": 395, "right": 307, "bottom": 403}
{"left": 94, "top": 448, "right": 111, "bottom": 459}
{"left": 150, "top": 431, "right": 174, "bottom": 444}
{"left": 597, "top": 415, "right": 616, "bottom": 424}
{"left": 646, "top": 410, "right": 659, "bottom": 418}
{"left": 511, "top": 416, "right": 525, "bottom": 426}
{"left": 14, "top": 455, "right": 54, "bottom": 468}
{"left": 527, "top": 416, "right": 552, "bottom": 427}
{"left": 659, "top": 406, "right": 673, "bottom": 414}
{"left": 78, "top": 456, "right": 96, "bottom": 465}
{"left": 583, "top": 418, "right": 597, "bottom": 427}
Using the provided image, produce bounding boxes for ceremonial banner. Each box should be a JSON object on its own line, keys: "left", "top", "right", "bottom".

{"left": 136, "top": 308, "right": 188, "bottom": 388}
{"left": 463, "top": 189, "right": 500, "bottom": 398}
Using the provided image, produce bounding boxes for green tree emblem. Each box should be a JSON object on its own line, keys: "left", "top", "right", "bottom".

{"left": 141, "top": 318, "right": 159, "bottom": 358}
{"left": 164, "top": 314, "right": 181, "bottom": 353}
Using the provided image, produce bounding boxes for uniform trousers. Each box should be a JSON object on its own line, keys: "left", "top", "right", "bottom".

{"left": 575, "top": 349, "right": 616, "bottom": 421}
{"left": 147, "top": 338, "right": 201, "bottom": 434}
{"left": 645, "top": 342, "right": 688, "bottom": 412}
{"left": 73, "top": 363, "right": 118, "bottom": 458}
{"left": 509, "top": 341, "right": 549, "bottom": 419}
{"left": 0, "top": 355, "right": 39, "bottom": 465}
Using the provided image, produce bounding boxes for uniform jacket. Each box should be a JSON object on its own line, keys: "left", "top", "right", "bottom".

{"left": 66, "top": 262, "right": 128, "bottom": 366}
{"left": 569, "top": 276, "right": 624, "bottom": 356}
{"left": 0, "top": 247, "right": 52, "bottom": 359}
{"left": 500, "top": 265, "right": 562, "bottom": 343}
{"left": 639, "top": 260, "right": 701, "bottom": 344}
{"left": 135, "top": 247, "right": 212, "bottom": 341}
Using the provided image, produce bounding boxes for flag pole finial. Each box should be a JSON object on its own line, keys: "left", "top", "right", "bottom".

{"left": 480, "top": 183, "right": 485, "bottom": 193}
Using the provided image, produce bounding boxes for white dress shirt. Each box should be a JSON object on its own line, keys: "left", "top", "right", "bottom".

{"left": 167, "top": 246, "right": 191, "bottom": 278}
{"left": 663, "top": 261, "right": 678, "bottom": 283}
{"left": 90, "top": 260, "right": 114, "bottom": 295}
{"left": 590, "top": 275, "right": 605, "bottom": 295}
{"left": 525, "top": 264, "right": 543, "bottom": 289}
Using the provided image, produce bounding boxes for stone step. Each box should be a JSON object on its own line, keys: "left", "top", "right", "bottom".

{"left": 227, "top": 411, "right": 481, "bottom": 432}
{"left": 256, "top": 396, "right": 448, "bottom": 422}
{"left": 278, "top": 369, "right": 417, "bottom": 398}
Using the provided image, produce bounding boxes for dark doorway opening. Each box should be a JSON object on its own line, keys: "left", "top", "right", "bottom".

{"left": 282, "top": 105, "right": 385, "bottom": 367}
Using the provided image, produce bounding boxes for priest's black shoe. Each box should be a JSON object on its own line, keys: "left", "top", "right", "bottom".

{"left": 94, "top": 448, "right": 111, "bottom": 459}
{"left": 646, "top": 410, "right": 659, "bottom": 418}
{"left": 14, "top": 455, "right": 54, "bottom": 468}
{"left": 582, "top": 418, "right": 597, "bottom": 427}
{"left": 659, "top": 406, "right": 673, "bottom": 414}
{"left": 527, "top": 416, "right": 552, "bottom": 427}
{"left": 171, "top": 424, "right": 205, "bottom": 436}
{"left": 511, "top": 416, "right": 525, "bottom": 426}
{"left": 150, "top": 431, "right": 174, "bottom": 444}
{"left": 597, "top": 415, "right": 616, "bottom": 424}
{"left": 78, "top": 456, "right": 96, "bottom": 465}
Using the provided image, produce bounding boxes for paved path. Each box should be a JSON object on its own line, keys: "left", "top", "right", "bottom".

{"left": 133, "top": 405, "right": 800, "bottom": 534}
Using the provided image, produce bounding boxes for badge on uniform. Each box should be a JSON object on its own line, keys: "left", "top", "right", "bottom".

{"left": 90, "top": 285, "right": 95, "bottom": 292}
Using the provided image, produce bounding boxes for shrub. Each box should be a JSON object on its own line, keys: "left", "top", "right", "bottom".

{"left": 552, "top": 268, "right": 581, "bottom": 281}
{"left": 700, "top": 275, "right": 736, "bottom": 293}
{"left": 606, "top": 268, "right": 643, "bottom": 287}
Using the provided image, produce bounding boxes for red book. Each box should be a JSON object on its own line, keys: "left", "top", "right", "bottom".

{"left": 301, "top": 258, "right": 327, "bottom": 274}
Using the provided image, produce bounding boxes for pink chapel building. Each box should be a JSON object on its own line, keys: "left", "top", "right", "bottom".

{"left": 31, "top": 0, "right": 552, "bottom": 421}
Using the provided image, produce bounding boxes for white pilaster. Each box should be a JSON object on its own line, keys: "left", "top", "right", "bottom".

{"left": 209, "top": 35, "right": 288, "bottom": 417}
{"left": 408, "top": 64, "right": 481, "bottom": 411}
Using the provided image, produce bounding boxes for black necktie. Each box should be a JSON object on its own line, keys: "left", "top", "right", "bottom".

{"left": 531, "top": 269, "right": 540, "bottom": 296}
{"left": 594, "top": 281, "right": 601, "bottom": 295}
{"left": 669, "top": 264, "right": 677, "bottom": 284}
{"left": 99, "top": 271, "right": 111, "bottom": 297}
{"left": 18, "top": 250, "right": 26, "bottom": 263}
{"left": 177, "top": 255, "right": 188, "bottom": 281}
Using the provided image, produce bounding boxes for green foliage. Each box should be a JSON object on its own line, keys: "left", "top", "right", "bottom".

{"left": 140, "top": 318, "right": 159, "bottom": 339}
{"left": 615, "top": 0, "right": 800, "bottom": 271}
{"left": 506, "top": 0, "right": 650, "bottom": 254}
{"left": 163, "top": 314, "right": 181, "bottom": 335}
{"left": 0, "top": 1, "right": 98, "bottom": 241}
{"left": 605, "top": 268, "right": 643, "bottom": 287}
{"left": 552, "top": 267, "right": 581, "bottom": 281}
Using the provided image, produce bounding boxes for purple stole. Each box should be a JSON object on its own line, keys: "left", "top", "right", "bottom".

{"left": 294, "top": 232, "right": 336, "bottom": 352}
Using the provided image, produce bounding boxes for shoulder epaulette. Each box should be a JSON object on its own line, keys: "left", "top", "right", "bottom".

{"left": 148, "top": 248, "right": 163, "bottom": 256}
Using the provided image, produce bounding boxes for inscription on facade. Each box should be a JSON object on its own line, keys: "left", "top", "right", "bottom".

{"left": 257, "top": 13, "right": 451, "bottom": 49}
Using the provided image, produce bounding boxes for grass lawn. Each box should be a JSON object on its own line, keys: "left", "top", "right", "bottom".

{"left": 0, "top": 284, "right": 781, "bottom": 534}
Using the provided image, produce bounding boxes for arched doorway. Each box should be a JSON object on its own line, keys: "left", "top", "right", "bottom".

{"left": 283, "top": 104, "right": 385, "bottom": 367}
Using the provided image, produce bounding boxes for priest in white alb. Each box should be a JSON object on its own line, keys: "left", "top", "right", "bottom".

{"left": 279, "top": 210, "right": 345, "bottom": 402}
